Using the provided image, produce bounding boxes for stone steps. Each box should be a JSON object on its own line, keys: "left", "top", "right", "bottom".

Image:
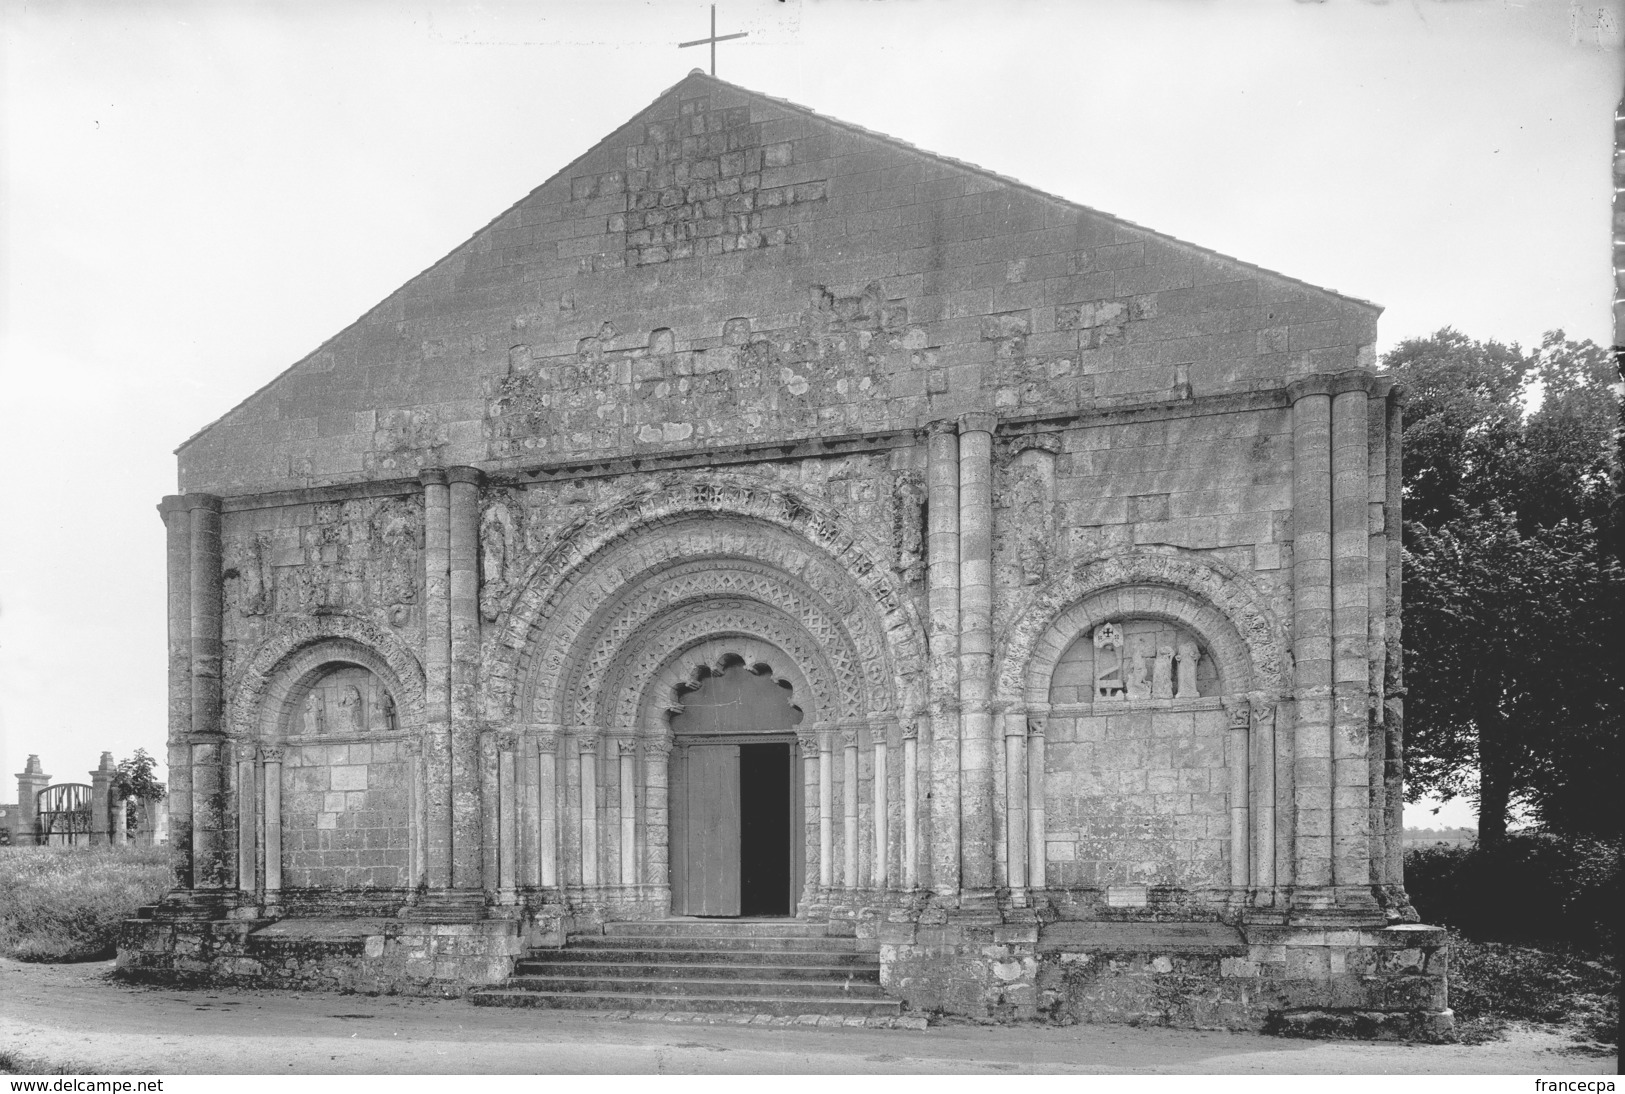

{"left": 471, "top": 919, "right": 901, "bottom": 1018}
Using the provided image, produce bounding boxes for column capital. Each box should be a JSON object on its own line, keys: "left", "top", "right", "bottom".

{"left": 1225, "top": 699, "right": 1252, "bottom": 730}
{"left": 643, "top": 737, "right": 674, "bottom": 759}
{"left": 794, "top": 727, "right": 821, "bottom": 751}
{"left": 840, "top": 726, "right": 860, "bottom": 749}
{"left": 1285, "top": 374, "right": 1336, "bottom": 403}
{"left": 900, "top": 716, "right": 923, "bottom": 741}
{"left": 157, "top": 495, "right": 191, "bottom": 519}
{"left": 445, "top": 465, "right": 484, "bottom": 487}
{"left": 868, "top": 726, "right": 889, "bottom": 747}
{"left": 1331, "top": 369, "right": 1378, "bottom": 397}
{"left": 957, "top": 411, "right": 998, "bottom": 435}
{"left": 419, "top": 467, "right": 448, "bottom": 487}
{"left": 926, "top": 418, "right": 959, "bottom": 438}
{"left": 259, "top": 746, "right": 285, "bottom": 763}
{"left": 183, "top": 493, "right": 222, "bottom": 513}
{"left": 1026, "top": 714, "right": 1048, "bottom": 738}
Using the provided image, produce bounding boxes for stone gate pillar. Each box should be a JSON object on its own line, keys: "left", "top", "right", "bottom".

{"left": 16, "top": 756, "right": 48, "bottom": 846}
{"left": 89, "top": 752, "right": 115, "bottom": 845}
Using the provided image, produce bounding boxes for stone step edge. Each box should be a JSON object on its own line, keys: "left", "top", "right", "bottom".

{"left": 516, "top": 962, "right": 884, "bottom": 975}
{"left": 471, "top": 990, "right": 904, "bottom": 1017}
{"left": 503, "top": 975, "right": 891, "bottom": 994}
{"left": 472, "top": 1001, "right": 928, "bottom": 1030}
{"left": 519, "top": 957, "right": 879, "bottom": 972}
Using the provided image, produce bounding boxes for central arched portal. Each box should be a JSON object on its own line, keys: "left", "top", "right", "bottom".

{"left": 665, "top": 648, "right": 805, "bottom": 917}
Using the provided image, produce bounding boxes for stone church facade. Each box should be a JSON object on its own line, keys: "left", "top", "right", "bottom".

{"left": 120, "top": 73, "right": 1449, "bottom": 1033}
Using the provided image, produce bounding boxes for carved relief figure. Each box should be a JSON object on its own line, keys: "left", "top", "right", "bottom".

{"left": 1093, "top": 622, "right": 1126, "bottom": 700}
{"left": 381, "top": 691, "right": 398, "bottom": 733}
{"left": 1175, "top": 635, "right": 1201, "bottom": 699}
{"left": 479, "top": 499, "right": 519, "bottom": 622}
{"left": 374, "top": 498, "right": 420, "bottom": 611}
{"left": 893, "top": 471, "right": 926, "bottom": 586}
{"left": 231, "top": 534, "right": 270, "bottom": 616}
{"left": 1006, "top": 442, "right": 1058, "bottom": 585}
{"left": 1125, "top": 632, "right": 1154, "bottom": 700}
{"left": 335, "top": 686, "right": 363, "bottom": 733}
{"left": 1151, "top": 643, "right": 1175, "bottom": 700}
{"left": 301, "top": 691, "right": 326, "bottom": 736}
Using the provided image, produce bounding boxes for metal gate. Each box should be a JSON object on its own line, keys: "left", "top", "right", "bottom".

{"left": 35, "top": 783, "right": 93, "bottom": 845}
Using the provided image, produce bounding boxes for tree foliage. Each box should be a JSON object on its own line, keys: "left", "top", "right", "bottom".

{"left": 1386, "top": 329, "right": 1622, "bottom": 843}
{"left": 110, "top": 748, "right": 165, "bottom": 838}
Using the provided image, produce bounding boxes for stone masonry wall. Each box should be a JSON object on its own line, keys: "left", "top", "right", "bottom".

{"left": 176, "top": 74, "right": 1377, "bottom": 497}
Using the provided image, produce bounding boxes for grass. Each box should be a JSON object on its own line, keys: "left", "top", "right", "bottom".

{"left": 1445, "top": 929, "right": 1618, "bottom": 1052}
{"left": 0, "top": 844, "right": 173, "bottom": 962}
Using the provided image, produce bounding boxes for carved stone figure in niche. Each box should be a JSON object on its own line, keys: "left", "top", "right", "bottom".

{"left": 1151, "top": 643, "right": 1175, "bottom": 700}
{"left": 374, "top": 499, "right": 420, "bottom": 610}
{"left": 331, "top": 686, "right": 361, "bottom": 733}
{"left": 1093, "top": 622, "right": 1125, "bottom": 700}
{"left": 1125, "top": 632, "right": 1154, "bottom": 700}
{"left": 301, "top": 691, "right": 326, "bottom": 736}
{"left": 381, "top": 692, "right": 398, "bottom": 733}
{"left": 1175, "top": 635, "right": 1201, "bottom": 699}
{"left": 1006, "top": 441, "right": 1058, "bottom": 585}
{"left": 479, "top": 500, "right": 519, "bottom": 622}
{"left": 892, "top": 472, "right": 926, "bottom": 586}
{"left": 232, "top": 534, "right": 271, "bottom": 616}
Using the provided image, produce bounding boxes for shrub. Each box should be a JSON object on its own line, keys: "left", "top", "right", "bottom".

{"left": 1445, "top": 930, "right": 1618, "bottom": 1048}
{"left": 0, "top": 845, "right": 173, "bottom": 961}
{"left": 1405, "top": 832, "right": 1619, "bottom": 953}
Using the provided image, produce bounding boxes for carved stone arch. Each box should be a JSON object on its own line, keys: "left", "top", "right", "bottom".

{"left": 998, "top": 550, "right": 1286, "bottom": 706}
{"left": 229, "top": 614, "right": 427, "bottom": 741}
{"left": 559, "top": 558, "right": 869, "bottom": 728}
{"left": 597, "top": 606, "right": 842, "bottom": 730}
{"left": 636, "top": 636, "right": 816, "bottom": 737}
{"left": 481, "top": 471, "right": 928, "bottom": 725}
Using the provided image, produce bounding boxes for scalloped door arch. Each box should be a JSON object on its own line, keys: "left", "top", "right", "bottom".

{"left": 639, "top": 637, "right": 814, "bottom": 735}
{"left": 1000, "top": 551, "right": 1286, "bottom": 706}
{"left": 485, "top": 474, "right": 927, "bottom": 724}
{"left": 228, "top": 616, "right": 427, "bottom": 742}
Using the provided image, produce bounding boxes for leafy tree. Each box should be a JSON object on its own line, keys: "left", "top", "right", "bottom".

{"left": 1386, "top": 329, "right": 1622, "bottom": 844}
{"left": 111, "top": 748, "right": 166, "bottom": 839}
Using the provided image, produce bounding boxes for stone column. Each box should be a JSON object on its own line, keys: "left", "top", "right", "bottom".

{"left": 89, "top": 752, "right": 115, "bottom": 845}
{"left": 536, "top": 731, "right": 561, "bottom": 890}
{"left": 958, "top": 413, "right": 997, "bottom": 906}
{"left": 1331, "top": 374, "right": 1374, "bottom": 909}
{"left": 1227, "top": 702, "right": 1251, "bottom": 892}
{"left": 496, "top": 734, "right": 518, "bottom": 905}
{"left": 817, "top": 726, "right": 834, "bottom": 891}
{"left": 158, "top": 497, "right": 193, "bottom": 883}
{"left": 1366, "top": 378, "right": 1393, "bottom": 891}
{"left": 842, "top": 727, "right": 860, "bottom": 891}
{"left": 406, "top": 738, "right": 425, "bottom": 889}
{"left": 578, "top": 731, "right": 600, "bottom": 890}
{"left": 902, "top": 718, "right": 920, "bottom": 891}
{"left": 261, "top": 747, "right": 283, "bottom": 903}
{"left": 234, "top": 752, "right": 256, "bottom": 893}
{"left": 1249, "top": 695, "right": 1277, "bottom": 898}
{"left": 1001, "top": 707, "right": 1028, "bottom": 903}
{"left": 641, "top": 736, "right": 670, "bottom": 900}
{"left": 1383, "top": 390, "right": 1408, "bottom": 895}
{"left": 925, "top": 420, "right": 961, "bottom": 898}
{"left": 446, "top": 466, "right": 483, "bottom": 891}
{"left": 1026, "top": 713, "right": 1048, "bottom": 898}
{"left": 870, "top": 726, "right": 889, "bottom": 892}
{"left": 187, "top": 494, "right": 227, "bottom": 889}
{"left": 15, "top": 756, "right": 47, "bottom": 845}
{"left": 419, "top": 469, "right": 453, "bottom": 890}
{"left": 617, "top": 737, "right": 638, "bottom": 888}
{"left": 795, "top": 727, "right": 821, "bottom": 908}
{"left": 1288, "top": 377, "right": 1335, "bottom": 907}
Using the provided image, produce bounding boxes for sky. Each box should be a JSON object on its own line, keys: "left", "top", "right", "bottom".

{"left": 1, "top": 0, "right": 1619, "bottom": 831}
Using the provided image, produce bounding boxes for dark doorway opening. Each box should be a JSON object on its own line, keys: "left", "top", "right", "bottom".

{"left": 738, "top": 743, "right": 792, "bottom": 916}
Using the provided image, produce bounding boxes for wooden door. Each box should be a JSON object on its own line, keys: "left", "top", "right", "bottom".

{"left": 673, "top": 743, "right": 740, "bottom": 916}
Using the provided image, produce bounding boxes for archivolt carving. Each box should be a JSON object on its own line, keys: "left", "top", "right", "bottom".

{"left": 561, "top": 559, "right": 870, "bottom": 726}
{"left": 227, "top": 616, "right": 427, "bottom": 743}
{"left": 599, "top": 605, "right": 844, "bottom": 728}
{"left": 480, "top": 472, "right": 929, "bottom": 725}
{"left": 998, "top": 550, "right": 1286, "bottom": 706}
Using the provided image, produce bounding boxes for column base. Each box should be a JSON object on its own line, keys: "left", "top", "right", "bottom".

{"left": 399, "top": 888, "right": 487, "bottom": 923}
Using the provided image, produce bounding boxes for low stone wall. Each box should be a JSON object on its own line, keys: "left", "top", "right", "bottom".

{"left": 878, "top": 915, "right": 1451, "bottom": 1037}
{"left": 116, "top": 915, "right": 523, "bottom": 997}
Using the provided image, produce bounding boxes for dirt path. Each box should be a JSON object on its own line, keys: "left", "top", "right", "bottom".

{"left": 0, "top": 957, "right": 1611, "bottom": 1075}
